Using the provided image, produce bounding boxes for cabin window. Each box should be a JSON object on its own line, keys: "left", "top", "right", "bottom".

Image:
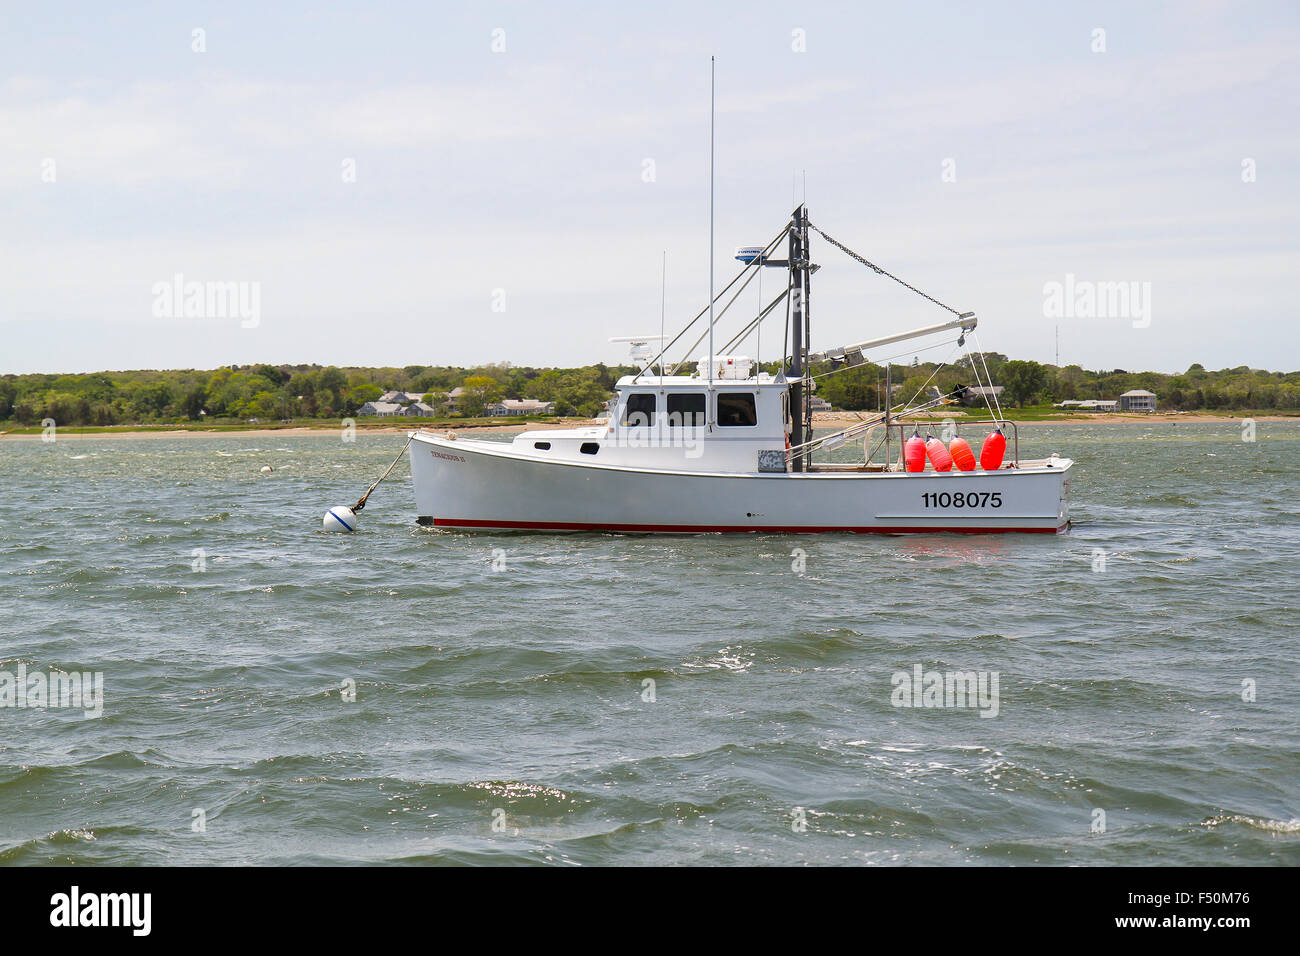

{"left": 580, "top": 442, "right": 600, "bottom": 455}
{"left": 665, "top": 392, "right": 706, "bottom": 427}
{"left": 533, "top": 441, "right": 551, "bottom": 450}
{"left": 621, "top": 393, "right": 656, "bottom": 426}
{"left": 716, "top": 392, "right": 758, "bottom": 427}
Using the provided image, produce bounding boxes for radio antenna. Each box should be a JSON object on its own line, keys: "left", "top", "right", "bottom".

{"left": 707, "top": 56, "right": 716, "bottom": 413}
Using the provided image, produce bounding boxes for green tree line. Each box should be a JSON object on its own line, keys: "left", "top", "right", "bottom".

{"left": 811, "top": 355, "right": 1300, "bottom": 412}
{"left": 0, "top": 362, "right": 631, "bottom": 426}
{"left": 2, "top": 357, "right": 1297, "bottom": 427}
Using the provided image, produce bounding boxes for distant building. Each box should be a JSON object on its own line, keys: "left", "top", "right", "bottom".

{"left": 485, "top": 399, "right": 556, "bottom": 417}
{"left": 1119, "top": 389, "right": 1157, "bottom": 412}
{"left": 808, "top": 396, "right": 832, "bottom": 413}
{"left": 359, "top": 389, "right": 440, "bottom": 417}
{"left": 357, "top": 401, "right": 404, "bottom": 417}
{"left": 1054, "top": 399, "right": 1118, "bottom": 411}
{"left": 444, "top": 387, "right": 466, "bottom": 414}
{"left": 960, "top": 385, "right": 1005, "bottom": 407}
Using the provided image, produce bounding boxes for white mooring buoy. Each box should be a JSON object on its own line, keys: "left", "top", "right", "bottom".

{"left": 323, "top": 506, "right": 357, "bottom": 533}
{"left": 323, "top": 434, "right": 414, "bottom": 535}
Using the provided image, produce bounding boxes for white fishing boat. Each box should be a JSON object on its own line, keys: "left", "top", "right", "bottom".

{"left": 407, "top": 64, "right": 1071, "bottom": 535}
{"left": 408, "top": 202, "right": 1073, "bottom": 535}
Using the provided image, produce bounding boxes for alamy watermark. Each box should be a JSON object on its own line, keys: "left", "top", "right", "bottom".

{"left": 890, "top": 664, "right": 1000, "bottom": 717}
{"left": 152, "top": 273, "right": 261, "bottom": 328}
{"left": 50, "top": 886, "right": 150, "bottom": 936}
{"left": 1, "top": 664, "right": 104, "bottom": 718}
{"left": 1043, "top": 273, "right": 1151, "bottom": 328}
{"left": 607, "top": 414, "right": 705, "bottom": 458}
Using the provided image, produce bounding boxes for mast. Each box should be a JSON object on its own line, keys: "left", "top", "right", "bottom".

{"left": 788, "top": 204, "right": 808, "bottom": 470}
{"left": 803, "top": 205, "right": 813, "bottom": 470}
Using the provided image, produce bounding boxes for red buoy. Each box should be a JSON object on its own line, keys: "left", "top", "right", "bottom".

{"left": 980, "top": 429, "right": 1007, "bottom": 471}
{"left": 924, "top": 436, "right": 953, "bottom": 472}
{"left": 904, "top": 433, "right": 926, "bottom": 472}
{"left": 949, "top": 436, "right": 976, "bottom": 471}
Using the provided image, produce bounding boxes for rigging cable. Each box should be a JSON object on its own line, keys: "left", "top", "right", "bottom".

{"left": 897, "top": 341, "right": 962, "bottom": 416}
{"left": 971, "top": 330, "right": 1006, "bottom": 422}
{"left": 781, "top": 268, "right": 792, "bottom": 376}
{"left": 636, "top": 222, "right": 789, "bottom": 381}
{"left": 670, "top": 253, "right": 768, "bottom": 374}
{"left": 806, "top": 222, "right": 966, "bottom": 317}
{"left": 717, "top": 286, "right": 792, "bottom": 356}
{"left": 803, "top": 220, "right": 1006, "bottom": 427}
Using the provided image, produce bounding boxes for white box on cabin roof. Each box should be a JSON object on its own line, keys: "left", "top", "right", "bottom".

{"left": 696, "top": 356, "right": 752, "bottom": 380}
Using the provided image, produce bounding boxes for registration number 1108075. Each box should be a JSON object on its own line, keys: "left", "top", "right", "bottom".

{"left": 922, "top": 491, "right": 1002, "bottom": 508}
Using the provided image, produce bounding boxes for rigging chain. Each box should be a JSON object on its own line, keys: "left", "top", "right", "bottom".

{"left": 806, "top": 222, "right": 965, "bottom": 318}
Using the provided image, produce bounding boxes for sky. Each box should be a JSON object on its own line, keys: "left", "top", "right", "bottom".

{"left": 1, "top": 1, "right": 1297, "bottom": 375}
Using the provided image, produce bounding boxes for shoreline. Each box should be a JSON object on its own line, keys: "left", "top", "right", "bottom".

{"left": 0, "top": 421, "right": 604, "bottom": 441}
{"left": 1, "top": 410, "right": 1296, "bottom": 440}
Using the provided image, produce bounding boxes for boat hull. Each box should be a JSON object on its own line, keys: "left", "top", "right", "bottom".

{"left": 408, "top": 433, "right": 1071, "bottom": 534}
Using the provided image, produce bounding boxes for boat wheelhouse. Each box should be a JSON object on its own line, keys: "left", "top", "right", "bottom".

{"left": 490, "top": 365, "right": 789, "bottom": 475}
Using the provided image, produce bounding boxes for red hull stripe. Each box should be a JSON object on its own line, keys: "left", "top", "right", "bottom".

{"left": 431, "top": 517, "right": 1061, "bottom": 534}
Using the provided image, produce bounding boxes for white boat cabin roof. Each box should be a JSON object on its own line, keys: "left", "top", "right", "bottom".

{"left": 614, "top": 373, "right": 784, "bottom": 390}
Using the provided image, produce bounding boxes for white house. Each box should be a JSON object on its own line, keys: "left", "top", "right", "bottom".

{"left": 1119, "top": 389, "right": 1157, "bottom": 412}
{"left": 357, "top": 401, "right": 404, "bottom": 417}
{"left": 1055, "top": 399, "right": 1118, "bottom": 411}
{"left": 485, "top": 399, "right": 556, "bottom": 417}
{"left": 359, "top": 389, "right": 442, "bottom": 417}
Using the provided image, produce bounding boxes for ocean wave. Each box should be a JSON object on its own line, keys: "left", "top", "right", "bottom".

{"left": 1202, "top": 813, "right": 1300, "bottom": 834}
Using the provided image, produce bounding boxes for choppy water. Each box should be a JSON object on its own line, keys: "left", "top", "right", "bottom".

{"left": 1, "top": 422, "right": 1297, "bottom": 865}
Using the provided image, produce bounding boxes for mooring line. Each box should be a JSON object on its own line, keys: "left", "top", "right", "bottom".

{"left": 353, "top": 434, "right": 415, "bottom": 512}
